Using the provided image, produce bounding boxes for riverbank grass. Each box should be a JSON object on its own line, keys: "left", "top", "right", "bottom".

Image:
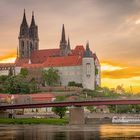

{"left": 0, "top": 118, "right": 68, "bottom": 125}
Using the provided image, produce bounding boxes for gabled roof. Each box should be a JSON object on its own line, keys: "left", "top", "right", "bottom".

{"left": 0, "top": 93, "right": 55, "bottom": 102}
{"left": 43, "top": 55, "right": 82, "bottom": 67}
{"left": 29, "top": 93, "right": 55, "bottom": 102}
{"left": 31, "top": 49, "right": 60, "bottom": 64}
{"left": 0, "top": 63, "right": 15, "bottom": 68}
{"left": 15, "top": 58, "right": 29, "bottom": 66}
{"left": 71, "top": 45, "right": 85, "bottom": 56}
{"left": 14, "top": 45, "right": 98, "bottom": 68}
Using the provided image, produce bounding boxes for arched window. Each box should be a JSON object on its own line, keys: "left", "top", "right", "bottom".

{"left": 30, "top": 42, "right": 33, "bottom": 54}
{"left": 21, "top": 41, "right": 24, "bottom": 56}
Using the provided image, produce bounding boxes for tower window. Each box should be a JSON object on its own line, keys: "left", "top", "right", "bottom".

{"left": 21, "top": 41, "right": 24, "bottom": 48}
{"left": 86, "top": 63, "right": 91, "bottom": 77}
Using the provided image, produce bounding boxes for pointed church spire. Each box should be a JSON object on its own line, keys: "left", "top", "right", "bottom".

{"left": 67, "top": 37, "right": 71, "bottom": 50}
{"left": 29, "top": 11, "right": 39, "bottom": 40}
{"left": 61, "top": 24, "right": 66, "bottom": 42}
{"left": 19, "top": 9, "right": 29, "bottom": 38}
{"left": 30, "top": 11, "right": 36, "bottom": 27}
{"left": 60, "top": 24, "right": 67, "bottom": 55}
{"left": 84, "top": 41, "right": 92, "bottom": 57}
{"left": 21, "top": 9, "right": 28, "bottom": 27}
{"left": 86, "top": 41, "right": 90, "bottom": 50}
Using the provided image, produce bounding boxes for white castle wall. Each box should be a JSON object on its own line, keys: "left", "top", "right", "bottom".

{"left": 44, "top": 65, "right": 82, "bottom": 86}
{"left": 0, "top": 70, "right": 9, "bottom": 76}
{"left": 15, "top": 67, "right": 21, "bottom": 75}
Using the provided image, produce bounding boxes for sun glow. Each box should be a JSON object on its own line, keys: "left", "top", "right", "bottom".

{"left": 101, "top": 63, "right": 125, "bottom": 71}
{"left": 0, "top": 56, "right": 139, "bottom": 93}
{"left": 101, "top": 62, "right": 140, "bottom": 93}
{"left": 135, "top": 19, "right": 140, "bottom": 24}
{"left": 0, "top": 57, "right": 16, "bottom": 63}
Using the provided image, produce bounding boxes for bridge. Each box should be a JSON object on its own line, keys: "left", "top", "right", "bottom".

{"left": 1, "top": 99, "right": 140, "bottom": 110}
{"left": 1, "top": 99, "right": 140, "bottom": 125}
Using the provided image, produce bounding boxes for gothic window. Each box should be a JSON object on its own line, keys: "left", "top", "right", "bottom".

{"left": 30, "top": 42, "right": 33, "bottom": 53}
{"left": 21, "top": 41, "right": 24, "bottom": 48}
{"left": 86, "top": 63, "right": 91, "bottom": 77}
{"left": 21, "top": 41, "right": 24, "bottom": 56}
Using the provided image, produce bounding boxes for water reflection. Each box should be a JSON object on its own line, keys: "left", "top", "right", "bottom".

{"left": 0, "top": 124, "right": 140, "bottom": 140}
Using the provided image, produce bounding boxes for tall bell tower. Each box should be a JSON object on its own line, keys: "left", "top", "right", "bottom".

{"left": 18, "top": 9, "right": 30, "bottom": 58}
{"left": 59, "top": 24, "right": 71, "bottom": 56}
{"left": 29, "top": 12, "right": 39, "bottom": 55}
{"left": 18, "top": 10, "right": 39, "bottom": 59}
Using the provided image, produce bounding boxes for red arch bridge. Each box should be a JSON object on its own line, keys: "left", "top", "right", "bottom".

{"left": 1, "top": 99, "right": 140, "bottom": 124}
{"left": 1, "top": 99, "right": 140, "bottom": 110}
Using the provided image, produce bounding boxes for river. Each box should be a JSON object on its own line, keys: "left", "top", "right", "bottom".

{"left": 0, "top": 124, "right": 140, "bottom": 140}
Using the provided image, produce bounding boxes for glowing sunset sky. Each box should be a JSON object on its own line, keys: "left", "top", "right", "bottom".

{"left": 0, "top": 0, "right": 140, "bottom": 92}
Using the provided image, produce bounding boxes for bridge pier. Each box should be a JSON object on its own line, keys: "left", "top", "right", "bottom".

{"left": 69, "top": 107, "right": 85, "bottom": 125}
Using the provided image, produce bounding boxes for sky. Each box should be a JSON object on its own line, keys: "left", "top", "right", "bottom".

{"left": 0, "top": 0, "right": 140, "bottom": 92}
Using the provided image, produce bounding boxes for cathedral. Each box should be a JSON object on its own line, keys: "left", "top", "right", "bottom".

{"left": 0, "top": 10, "right": 101, "bottom": 90}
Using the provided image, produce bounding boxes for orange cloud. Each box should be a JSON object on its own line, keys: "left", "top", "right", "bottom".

{"left": 102, "top": 66, "right": 140, "bottom": 79}
{"left": 101, "top": 61, "right": 140, "bottom": 93}
{"left": 0, "top": 52, "right": 16, "bottom": 61}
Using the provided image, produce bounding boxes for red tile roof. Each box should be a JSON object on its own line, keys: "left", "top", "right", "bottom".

{"left": 0, "top": 93, "right": 55, "bottom": 102}
{"left": 14, "top": 45, "right": 97, "bottom": 68}
{"left": 29, "top": 93, "right": 55, "bottom": 102}
{"left": 43, "top": 55, "right": 82, "bottom": 67}
{"left": 0, "top": 63, "right": 15, "bottom": 68}
{"left": 0, "top": 94, "right": 11, "bottom": 99}
{"left": 71, "top": 45, "right": 85, "bottom": 56}
{"left": 31, "top": 49, "right": 60, "bottom": 64}
{"left": 15, "top": 58, "right": 29, "bottom": 66}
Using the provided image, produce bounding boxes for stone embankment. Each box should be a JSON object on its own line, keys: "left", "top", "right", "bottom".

{"left": 85, "top": 113, "right": 140, "bottom": 124}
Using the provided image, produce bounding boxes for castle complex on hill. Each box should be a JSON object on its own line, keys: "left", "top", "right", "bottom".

{"left": 0, "top": 10, "right": 101, "bottom": 90}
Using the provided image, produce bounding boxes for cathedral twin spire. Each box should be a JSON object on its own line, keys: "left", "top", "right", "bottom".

{"left": 19, "top": 9, "right": 38, "bottom": 39}
{"left": 18, "top": 10, "right": 39, "bottom": 59}
{"left": 60, "top": 24, "right": 71, "bottom": 56}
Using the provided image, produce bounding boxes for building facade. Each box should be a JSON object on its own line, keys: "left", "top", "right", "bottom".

{"left": 0, "top": 10, "right": 101, "bottom": 90}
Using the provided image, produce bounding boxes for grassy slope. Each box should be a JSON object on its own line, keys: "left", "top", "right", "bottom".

{"left": 0, "top": 118, "right": 68, "bottom": 125}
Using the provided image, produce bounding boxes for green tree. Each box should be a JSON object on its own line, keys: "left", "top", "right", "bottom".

{"left": 29, "top": 78, "right": 38, "bottom": 93}
{"left": 20, "top": 82, "right": 30, "bottom": 94}
{"left": 4, "top": 75, "right": 22, "bottom": 94}
{"left": 20, "top": 68, "right": 28, "bottom": 77}
{"left": 0, "top": 75, "right": 9, "bottom": 83}
{"left": 68, "top": 81, "right": 83, "bottom": 88}
{"left": 43, "top": 68, "right": 60, "bottom": 86}
{"left": 0, "top": 75, "right": 9, "bottom": 92}
{"left": 52, "top": 107, "right": 67, "bottom": 119}
{"left": 52, "top": 96, "right": 67, "bottom": 119}
{"left": 87, "top": 106, "right": 96, "bottom": 113}
{"left": 4, "top": 75, "right": 30, "bottom": 94}
{"left": 95, "top": 66, "right": 98, "bottom": 75}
